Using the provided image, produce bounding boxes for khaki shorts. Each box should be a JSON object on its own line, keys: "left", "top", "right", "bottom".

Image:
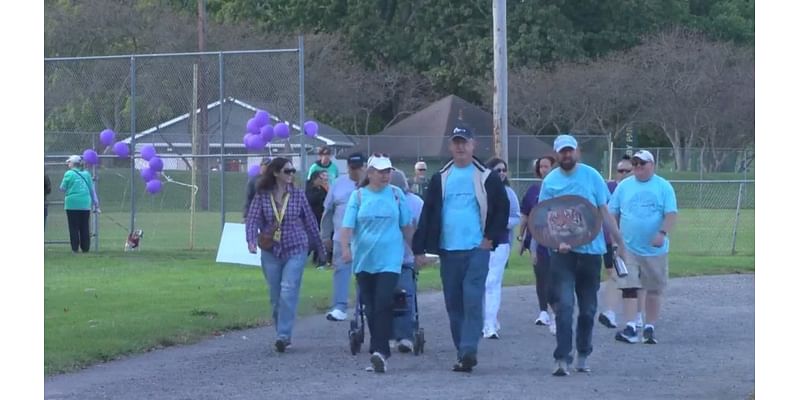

{"left": 615, "top": 253, "right": 669, "bottom": 291}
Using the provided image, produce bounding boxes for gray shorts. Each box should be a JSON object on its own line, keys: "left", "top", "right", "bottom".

{"left": 616, "top": 253, "right": 669, "bottom": 291}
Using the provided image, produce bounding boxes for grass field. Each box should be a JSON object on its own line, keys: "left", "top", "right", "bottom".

{"left": 44, "top": 205, "right": 754, "bottom": 375}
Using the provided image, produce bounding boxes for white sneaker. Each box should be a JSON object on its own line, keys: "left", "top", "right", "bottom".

{"left": 535, "top": 311, "right": 551, "bottom": 326}
{"left": 397, "top": 339, "right": 414, "bottom": 353}
{"left": 325, "top": 309, "right": 347, "bottom": 321}
{"left": 549, "top": 322, "right": 557, "bottom": 336}
{"left": 369, "top": 352, "right": 387, "bottom": 373}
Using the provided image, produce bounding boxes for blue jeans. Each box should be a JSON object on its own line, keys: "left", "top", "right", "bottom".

{"left": 330, "top": 241, "right": 352, "bottom": 312}
{"left": 261, "top": 249, "right": 308, "bottom": 340}
{"left": 439, "top": 248, "right": 490, "bottom": 359}
{"left": 393, "top": 264, "right": 417, "bottom": 341}
{"left": 550, "top": 251, "right": 602, "bottom": 363}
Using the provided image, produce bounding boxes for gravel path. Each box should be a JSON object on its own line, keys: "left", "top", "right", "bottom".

{"left": 45, "top": 274, "right": 754, "bottom": 400}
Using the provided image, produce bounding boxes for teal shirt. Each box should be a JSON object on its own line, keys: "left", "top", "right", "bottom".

{"left": 609, "top": 175, "right": 678, "bottom": 256}
{"left": 441, "top": 164, "right": 483, "bottom": 250}
{"left": 307, "top": 161, "right": 339, "bottom": 186}
{"left": 539, "top": 163, "right": 610, "bottom": 255}
{"left": 342, "top": 185, "right": 412, "bottom": 274}
{"left": 59, "top": 168, "right": 95, "bottom": 210}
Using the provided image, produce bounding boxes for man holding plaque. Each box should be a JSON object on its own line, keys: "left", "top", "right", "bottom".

{"left": 536, "top": 134, "right": 626, "bottom": 376}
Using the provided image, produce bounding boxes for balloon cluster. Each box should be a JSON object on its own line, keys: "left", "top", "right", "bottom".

{"left": 139, "top": 144, "right": 163, "bottom": 194}
{"left": 241, "top": 108, "right": 319, "bottom": 152}
{"left": 79, "top": 128, "right": 163, "bottom": 195}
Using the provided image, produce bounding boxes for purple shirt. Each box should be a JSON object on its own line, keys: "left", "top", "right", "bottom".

{"left": 603, "top": 181, "right": 618, "bottom": 244}
{"left": 520, "top": 183, "right": 549, "bottom": 262}
{"left": 246, "top": 185, "right": 326, "bottom": 260}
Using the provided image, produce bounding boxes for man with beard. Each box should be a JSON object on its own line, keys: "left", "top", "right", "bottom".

{"left": 539, "top": 134, "right": 627, "bottom": 376}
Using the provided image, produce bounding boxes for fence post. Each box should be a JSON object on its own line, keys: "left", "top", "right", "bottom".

{"left": 730, "top": 182, "right": 744, "bottom": 255}
{"left": 298, "top": 36, "right": 307, "bottom": 174}
{"left": 129, "top": 56, "right": 137, "bottom": 234}
{"left": 219, "top": 52, "right": 225, "bottom": 235}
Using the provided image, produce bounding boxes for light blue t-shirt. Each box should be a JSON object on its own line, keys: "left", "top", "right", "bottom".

{"left": 403, "top": 192, "right": 424, "bottom": 264}
{"left": 609, "top": 175, "right": 678, "bottom": 256}
{"left": 342, "top": 185, "right": 412, "bottom": 274}
{"left": 539, "top": 163, "right": 610, "bottom": 255}
{"left": 441, "top": 164, "right": 483, "bottom": 250}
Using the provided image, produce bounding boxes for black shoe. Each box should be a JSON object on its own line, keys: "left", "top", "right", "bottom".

{"left": 615, "top": 325, "right": 638, "bottom": 344}
{"left": 452, "top": 354, "right": 477, "bottom": 373}
{"left": 275, "top": 338, "right": 288, "bottom": 352}
{"left": 643, "top": 326, "right": 658, "bottom": 344}
{"left": 598, "top": 313, "right": 617, "bottom": 329}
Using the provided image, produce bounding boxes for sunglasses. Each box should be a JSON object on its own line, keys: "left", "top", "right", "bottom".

{"left": 494, "top": 168, "right": 508, "bottom": 173}
{"left": 632, "top": 160, "right": 650, "bottom": 167}
{"left": 617, "top": 169, "right": 632, "bottom": 174}
{"left": 417, "top": 168, "right": 427, "bottom": 171}
{"left": 282, "top": 168, "right": 297, "bottom": 175}
{"left": 371, "top": 152, "right": 390, "bottom": 158}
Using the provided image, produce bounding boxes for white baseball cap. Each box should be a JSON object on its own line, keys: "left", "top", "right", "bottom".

{"left": 415, "top": 161, "right": 427, "bottom": 170}
{"left": 633, "top": 150, "right": 655, "bottom": 163}
{"left": 367, "top": 154, "right": 394, "bottom": 171}
{"left": 66, "top": 155, "right": 82, "bottom": 164}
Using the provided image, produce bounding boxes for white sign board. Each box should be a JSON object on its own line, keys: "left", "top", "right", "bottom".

{"left": 215, "top": 223, "right": 261, "bottom": 267}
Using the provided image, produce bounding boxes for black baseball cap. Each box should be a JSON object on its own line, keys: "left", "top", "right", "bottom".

{"left": 347, "top": 152, "right": 365, "bottom": 167}
{"left": 449, "top": 126, "right": 474, "bottom": 140}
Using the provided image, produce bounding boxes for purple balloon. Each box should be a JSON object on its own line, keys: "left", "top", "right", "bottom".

{"left": 243, "top": 133, "right": 253, "bottom": 146}
{"left": 140, "top": 167, "right": 155, "bottom": 182}
{"left": 113, "top": 142, "right": 129, "bottom": 158}
{"left": 149, "top": 156, "right": 164, "bottom": 172}
{"left": 146, "top": 179, "right": 162, "bottom": 194}
{"left": 246, "top": 118, "right": 260, "bottom": 135}
{"left": 100, "top": 129, "right": 116, "bottom": 146}
{"left": 274, "top": 122, "right": 290, "bottom": 139}
{"left": 141, "top": 144, "right": 157, "bottom": 161}
{"left": 254, "top": 110, "right": 270, "bottom": 127}
{"left": 247, "top": 133, "right": 266, "bottom": 151}
{"left": 260, "top": 124, "right": 274, "bottom": 142}
{"left": 82, "top": 149, "right": 99, "bottom": 165}
{"left": 248, "top": 164, "right": 261, "bottom": 177}
{"left": 303, "top": 121, "right": 319, "bottom": 137}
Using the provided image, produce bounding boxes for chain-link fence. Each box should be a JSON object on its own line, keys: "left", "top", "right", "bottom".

{"left": 509, "top": 178, "right": 755, "bottom": 256}
{"left": 45, "top": 44, "right": 310, "bottom": 247}
{"left": 351, "top": 135, "right": 753, "bottom": 181}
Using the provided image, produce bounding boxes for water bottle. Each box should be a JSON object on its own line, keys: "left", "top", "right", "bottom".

{"left": 614, "top": 250, "right": 629, "bottom": 278}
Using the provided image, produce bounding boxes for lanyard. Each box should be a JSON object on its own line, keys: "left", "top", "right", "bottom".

{"left": 270, "top": 192, "right": 290, "bottom": 241}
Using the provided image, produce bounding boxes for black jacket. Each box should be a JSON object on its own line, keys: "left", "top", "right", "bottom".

{"left": 412, "top": 157, "right": 510, "bottom": 255}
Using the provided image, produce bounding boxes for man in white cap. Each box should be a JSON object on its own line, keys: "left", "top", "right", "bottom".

{"left": 539, "top": 134, "right": 626, "bottom": 376}
{"left": 409, "top": 161, "right": 430, "bottom": 198}
{"left": 609, "top": 149, "right": 678, "bottom": 345}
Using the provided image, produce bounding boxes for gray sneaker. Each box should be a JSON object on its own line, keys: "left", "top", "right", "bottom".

{"left": 370, "top": 352, "right": 387, "bottom": 373}
{"left": 552, "top": 360, "right": 570, "bottom": 376}
{"left": 575, "top": 355, "right": 591, "bottom": 372}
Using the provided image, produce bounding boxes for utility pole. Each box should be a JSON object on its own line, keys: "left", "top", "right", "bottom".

{"left": 492, "top": 0, "right": 509, "bottom": 161}
{"left": 197, "top": 0, "right": 210, "bottom": 210}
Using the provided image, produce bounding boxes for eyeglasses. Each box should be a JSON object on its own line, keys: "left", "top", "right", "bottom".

{"left": 631, "top": 160, "right": 650, "bottom": 167}
{"left": 617, "top": 169, "right": 632, "bottom": 174}
{"left": 495, "top": 168, "right": 508, "bottom": 173}
{"left": 282, "top": 168, "right": 297, "bottom": 175}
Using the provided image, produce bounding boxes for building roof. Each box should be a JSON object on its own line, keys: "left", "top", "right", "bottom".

{"left": 122, "top": 97, "right": 355, "bottom": 151}
{"left": 352, "top": 95, "right": 551, "bottom": 159}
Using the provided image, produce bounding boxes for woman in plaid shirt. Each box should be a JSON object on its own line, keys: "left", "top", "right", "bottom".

{"left": 246, "top": 157, "right": 326, "bottom": 353}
